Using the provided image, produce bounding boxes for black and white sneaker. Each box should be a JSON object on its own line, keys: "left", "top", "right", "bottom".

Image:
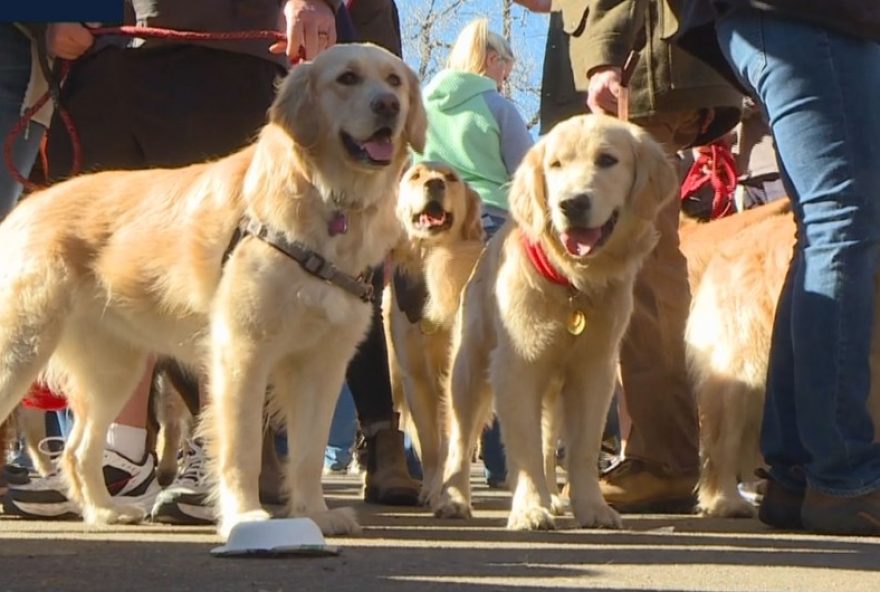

{"left": 150, "top": 438, "right": 214, "bottom": 525}
{"left": 2, "top": 448, "right": 161, "bottom": 519}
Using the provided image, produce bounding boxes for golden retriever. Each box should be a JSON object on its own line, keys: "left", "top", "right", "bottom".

{"left": 684, "top": 200, "right": 880, "bottom": 517}
{"left": 684, "top": 206, "right": 793, "bottom": 518}
{"left": 432, "top": 114, "right": 678, "bottom": 530}
{"left": 384, "top": 162, "right": 484, "bottom": 502}
{"left": 0, "top": 43, "right": 426, "bottom": 539}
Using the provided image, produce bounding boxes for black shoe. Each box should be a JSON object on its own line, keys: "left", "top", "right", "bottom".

{"left": 756, "top": 468, "right": 804, "bottom": 530}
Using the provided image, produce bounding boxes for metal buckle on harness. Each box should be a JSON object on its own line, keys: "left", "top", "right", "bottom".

{"left": 303, "top": 252, "right": 334, "bottom": 280}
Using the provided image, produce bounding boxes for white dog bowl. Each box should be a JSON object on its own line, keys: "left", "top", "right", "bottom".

{"left": 211, "top": 518, "right": 340, "bottom": 558}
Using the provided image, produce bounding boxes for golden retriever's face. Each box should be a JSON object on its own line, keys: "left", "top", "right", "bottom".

{"left": 271, "top": 44, "right": 427, "bottom": 172}
{"left": 510, "top": 114, "right": 676, "bottom": 261}
{"left": 398, "top": 162, "right": 484, "bottom": 243}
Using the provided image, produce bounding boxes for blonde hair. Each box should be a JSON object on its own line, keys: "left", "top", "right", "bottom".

{"left": 446, "top": 18, "right": 515, "bottom": 76}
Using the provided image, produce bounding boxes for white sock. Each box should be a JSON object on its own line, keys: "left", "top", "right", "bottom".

{"left": 106, "top": 424, "right": 147, "bottom": 462}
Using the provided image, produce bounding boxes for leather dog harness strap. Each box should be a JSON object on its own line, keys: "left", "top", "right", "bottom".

{"left": 225, "top": 217, "right": 375, "bottom": 303}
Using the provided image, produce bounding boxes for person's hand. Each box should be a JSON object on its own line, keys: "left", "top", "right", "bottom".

{"left": 586, "top": 66, "right": 622, "bottom": 116}
{"left": 270, "top": 0, "right": 337, "bottom": 62}
{"left": 46, "top": 23, "right": 94, "bottom": 60}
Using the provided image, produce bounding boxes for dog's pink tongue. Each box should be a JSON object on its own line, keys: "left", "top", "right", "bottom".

{"left": 561, "top": 228, "right": 602, "bottom": 257}
{"left": 362, "top": 136, "right": 393, "bottom": 161}
{"left": 419, "top": 211, "right": 446, "bottom": 227}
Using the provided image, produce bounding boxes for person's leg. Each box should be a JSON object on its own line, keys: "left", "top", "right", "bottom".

{"left": 718, "top": 9, "right": 880, "bottom": 534}
{"left": 478, "top": 207, "right": 509, "bottom": 487}
{"left": 0, "top": 24, "right": 44, "bottom": 217}
{"left": 48, "top": 52, "right": 153, "bottom": 474}
{"left": 605, "top": 113, "right": 701, "bottom": 512}
{"left": 348, "top": 267, "right": 420, "bottom": 505}
{"left": 325, "top": 383, "right": 357, "bottom": 473}
{"left": 130, "top": 47, "right": 283, "bottom": 524}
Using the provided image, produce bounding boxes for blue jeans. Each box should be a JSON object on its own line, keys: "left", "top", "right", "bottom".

{"left": 325, "top": 383, "right": 357, "bottom": 471}
{"left": 480, "top": 206, "right": 508, "bottom": 484}
{"left": 717, "top": 11, "right": 880, "bottom": 496}
{"left": 0, "top": 24, "right": 44, "bottom": 217}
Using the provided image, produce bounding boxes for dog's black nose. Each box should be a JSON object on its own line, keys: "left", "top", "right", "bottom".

{"left": 424, "top": 178, "right": 446, "bottom": 196}
{"left": 560, "top": 194, "right": 592, "bottom": 219}
{"left": 371, "top": 92, "right": 400, "bottom": 117}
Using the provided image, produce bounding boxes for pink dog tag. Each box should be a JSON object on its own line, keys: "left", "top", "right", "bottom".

{"left": 328, "top": 211, "right": 348, "bottom": 236}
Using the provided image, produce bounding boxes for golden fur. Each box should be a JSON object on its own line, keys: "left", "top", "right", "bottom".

{"left": 384, "top": 162, "right": 485, "bottom": 502}
{"left": 684, "top": 199, "right": 880, "bottom": 517}
{"left": 433, "top": 114, "right": 678, "bottom": 530}
{"left": 0, "top": 43, "right": 426, "bottom": 539}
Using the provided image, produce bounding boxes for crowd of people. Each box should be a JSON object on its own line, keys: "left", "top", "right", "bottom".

{"left": 1, "top": 0, "right": 879, "bottom": 537}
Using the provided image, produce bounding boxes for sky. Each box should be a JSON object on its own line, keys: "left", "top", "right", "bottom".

{"left": 395, "top": 0, "right": 550, "bottom": 133}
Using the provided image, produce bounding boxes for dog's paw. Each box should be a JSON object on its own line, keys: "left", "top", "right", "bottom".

{"left": 218, "top": 508, "right": 272, "bottom": 540}
{"left": 419, "top": 485, "right": 433, "bottom": 507}
{"left": 507, "top": 504, "right": 556, "bottom": 531}
{"left": 432, "top": 491, "right": 472, "bottom": 519}
{"left": 699, "top": 494, "right": 756, "bottom": 518}
{"left": 550, "top": 494, "right": 568, "bottom": 516}
{"left": 572, "top": 499, "right": 622, "bottom": 529}
{"left": 308, "top": 507, "right": 362, "bottom": 536}
{"left": 83, "top": 503, "right": 146, "bottom": 525}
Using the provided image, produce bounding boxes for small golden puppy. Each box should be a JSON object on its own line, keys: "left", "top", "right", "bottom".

{"left": 0, "top": 43, "right": 426, "bottom": 539}
{"left": 433, "top": 114, "right": 678, "bottom": 530}
{"left": 385, "top": 162, "right": 484, "bottom": 503}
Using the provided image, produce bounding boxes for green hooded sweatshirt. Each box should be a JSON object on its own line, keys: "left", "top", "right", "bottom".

{"left": 414, "top": 69, "right": 532, "bottom": 211}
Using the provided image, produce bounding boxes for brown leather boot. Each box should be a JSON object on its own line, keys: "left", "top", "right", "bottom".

{"left": 600, "top": 458, "right": 697, "bottom": 513}
{"left": 361, "top": 414, "right": 420, "bottom": 506}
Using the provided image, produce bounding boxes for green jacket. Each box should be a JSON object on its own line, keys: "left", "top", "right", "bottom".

{"left": 414, "top": 70, "right": 531, "bottom": 211}
{"left": 547, "top": 0, "right": 741, "bottom": 145}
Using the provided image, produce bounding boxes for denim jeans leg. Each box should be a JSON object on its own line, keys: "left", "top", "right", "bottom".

{"left": 717, "top": 10, "right": 880, "bottom": 495}
{"left": 0, "top": 24, "right": 44, "bottom": 217}
{"left": 481, "top": 417, "right": 507, "bottom": 484}
{"left": 325, "top": 382, "right": 357, "bottom": 470}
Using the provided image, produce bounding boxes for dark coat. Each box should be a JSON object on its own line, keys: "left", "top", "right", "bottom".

{"left": 349, "top": 0, "right": 402, "bottom": 57}
{"left": 546, "top": 0, "right": 742, "bottom": 146}
{"left": 675, "top": 0, "right": 880, "bottom": 87}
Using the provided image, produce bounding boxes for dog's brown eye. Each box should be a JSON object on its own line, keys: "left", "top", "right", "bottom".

{"left": 410, "top": 171, "right": 420, "bottom": 181}
{"left": 387, "top": 73, "right": 402, "bottom": 87}
{"left": 444, "top": 173, "right": 458, "bottom": 182}
{"left": 337, "top": 71, "right": 361, "bottom": 86}
{"left": 596, "top": 153, "right": 618, "bottom": 168}
{"left": 549, "top": 160, "right": 562, "bottom": 169}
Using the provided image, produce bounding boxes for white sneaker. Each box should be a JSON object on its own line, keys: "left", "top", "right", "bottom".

{"left": 150, "top": 438, "right": 214, "bottom": 525}
{"left": 3, "top": 443, "right": 160, "bottom": 519}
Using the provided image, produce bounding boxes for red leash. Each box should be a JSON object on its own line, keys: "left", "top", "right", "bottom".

{"left": 680, "top": 141, "right": 738, "bottom": 220}
{"left": 4, "top": 26, "right": 287, "bottom": 193}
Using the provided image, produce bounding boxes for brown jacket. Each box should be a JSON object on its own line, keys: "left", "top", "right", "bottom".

{"left": 548, "top": 0, "right": 741, "bottom": 145}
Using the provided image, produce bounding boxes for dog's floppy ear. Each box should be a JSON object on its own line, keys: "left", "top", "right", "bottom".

{"left": 460, "top": 184, "right": 486, "bottom": 242}
{"left": 628, "top": 126, "right": 678, "bottom": 221}
{"left": 270, "top": 61, "right": 321, "bottom": 149}
{"left": 403, "top": 67, "right": 427, "bottom": 153}
{"left": 507, "top": 141, "right": 547, "bottom": 240}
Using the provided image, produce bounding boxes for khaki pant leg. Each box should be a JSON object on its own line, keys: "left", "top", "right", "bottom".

{"left": 617, "top": 112, "right": 703, "bottom": 475}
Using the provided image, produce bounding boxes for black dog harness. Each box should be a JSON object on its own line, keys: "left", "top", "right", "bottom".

{"left": 224, "top": 217, "right": 375, "bottom": 303}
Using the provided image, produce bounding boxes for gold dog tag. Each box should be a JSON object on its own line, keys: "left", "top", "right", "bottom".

{"left": 567, "top": 309, "right": 586, "bottom": 336}
{"left": 420, "top": 318, "right": 439, "bottom": 335}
